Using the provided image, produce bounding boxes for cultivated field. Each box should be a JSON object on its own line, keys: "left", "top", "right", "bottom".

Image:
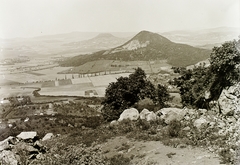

{"left": 0, "top": 87, "right": 35, "bottom": 98}
{"left": 61, "top": 60, "right": 173, "bottom": 74}
{"left": 0, "top": 60, "right": 174, "bottom": 99}
{"left": 39, "top": 73, "right": 130, "bottom": 97}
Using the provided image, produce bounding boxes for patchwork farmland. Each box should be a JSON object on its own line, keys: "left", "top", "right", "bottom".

{"left": 0, "top": 60, "right": 174, "bottom": 99}
{"left": 38, "top": 73, "right": 130, "bottom": 97}
{"left": 0, "top": 62, "right": 132, "bottom": 99}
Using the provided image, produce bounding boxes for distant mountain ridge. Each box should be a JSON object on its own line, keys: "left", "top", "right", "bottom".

{"left": 160, "top": 27, "right": 240, "bottom": 49}
{"left": 0, "top": 32, "right": 134, "bottom": 59}
{"left": 63, "top": 33, "right": 128, "bottom": 53}
{"left": 61, "top": 30, "right": 211, "bottom": 67}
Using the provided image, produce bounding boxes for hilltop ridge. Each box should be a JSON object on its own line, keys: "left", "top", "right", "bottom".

{"left": 61, "top": 30, "right": 211, "bottom": 67}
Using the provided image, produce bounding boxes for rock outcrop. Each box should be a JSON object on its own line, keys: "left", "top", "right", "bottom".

{"left": 42, "top": 133, "right": 54, "bottom": 141}
{"left": 17, "top": 131, "right": 37, "bottom": 140}
{"left": 218, "top": 82, "right": 240, "bottom": 116}
{"left": 139, "top": 108, "right": 157, "bottom": 121}
{"left": 0, "top": 132, "right": 49, "bottom": 165}
{"left": 156, "top": 108, "right": 187, "bottom": 124}
{"left": 193, "top": 117, "right": 209, "bottom": 129}
{"left": 0, "top": 150, "right": 18, "bottom": 165}
{"left": 118, "top": 108, "right": 139, "bottom": 121}
{"left": 0, "top": 136, "right": 14, "bottom": 151}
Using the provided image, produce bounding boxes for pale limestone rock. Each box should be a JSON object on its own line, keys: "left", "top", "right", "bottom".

{"left": 139, "top": 109, "right": 157, "bottom": 121}
{"left": 0, "top": 136, "right": 14, "bottom": 151}
{"left": 0, "top": 150, "right": 18, "bottom": 165}
{"left": 110, "top": 120, "right": 118, "bottom": 127}
{"left": 157, "top": 108, "right": 187, "bottom": 124}
{"left": 17, "top": 131, "right": 37, "bottom": 140}
{"left": 118, "top": 108, "right": 139, "bottom": 121}
{"left": 194, "top": 117, "right": 208, "bottom": 129}
{"left": 218, "top": 82, "right": 240, "bottom": 115}
{"left": 42, "top": 133, "right": 54, "bottom": 141}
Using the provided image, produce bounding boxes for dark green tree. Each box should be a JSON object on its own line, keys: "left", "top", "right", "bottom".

{"left": 172, "top": 39, "right": 240, "bottom": 109}
{"left": 209, "top": 39, "right": 240, "bottom": 99}
{"left": 157, "top": 84, "right": 170, "bottom": 107}
{"left": 102, "top": 67, "right": 169, "bottom": 121}
{"left": 172, "top": 66, "right": 208, "bottom": 108}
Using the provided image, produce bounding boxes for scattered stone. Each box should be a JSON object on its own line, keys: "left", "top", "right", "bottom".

{"left": 110, "top": 120, "right": 118, "bottom": 127}
{"left": 42, "top": 133, "right": 54, "bottom": 141}
{"left": 127, "top": 146, "right": 136, "bottom": 153}
{"left": 182, "top": 126, "right": 191, "bottom": 131}
{"left": 199, "top": 109, "right": 207, "bottom": 115}
{"left": 227, "top": 116, "right": 236, "bottom": 124}
{"left": 17, "top": 131, "right": 37, "bottom": 140}
{"left": 0, "top": 150, "right": 18, "bottom": 165}
{"left": 118, "top": 108, "right": 139, "bottom": 121}
{"left": 15, "top": 142, "right": 39, "bottom": 155}
{"left": 204, "top": 91, "right": 211, "bottom": 100}
{"left": 36, "top": 153, "right": 44, "bottom": 160}
{"left": 157, "top": 108, "right": 187, "bottom": 124}
{"left": 218, "top": 82, "right": 240, "bottom": 116}
{"left": 140, "top": 109, "right": 151, "bottom": 119}
{"left": 217, "top": 122, "right": 226, "bottom": 129}
{"left": 184, "top": 115, "right": 190, "bottom": 121}
{"left": 177, "top": 144, "right": 187, "bottom": 148}
{"left": 118, "top": 151, "right": 124, "bottom": 154}
{"left": 193, "top": 117, "right": 208, "bottom": 129}
{"left": 34, "top": 141, "right": 46, "bottom": 153}
{"left": 166, "top": 152, "right": 176, "bottom": 158}
{"left": 209, "top": 122, "right": 216, "bottom": 128}
{"left": 0, "top": 136, "right": 14, "bottom": 151}
{"left": 139, "top": 109, "right": 157, "bottom": 121}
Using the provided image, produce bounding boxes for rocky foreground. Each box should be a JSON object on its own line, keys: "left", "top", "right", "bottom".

{"left": 1, "top": 105, "right": 240, "bottom": 164}
{"left": 0, "top": 82, "right": 239, "bottom": 164}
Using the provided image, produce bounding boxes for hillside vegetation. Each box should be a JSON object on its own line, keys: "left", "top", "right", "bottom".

{"left": 172, "top": 38, "right": 240, "bottom": 109}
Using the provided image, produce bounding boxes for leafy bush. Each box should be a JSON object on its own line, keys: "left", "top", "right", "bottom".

{"left": 167, "top": 119, "right": 182, "bottom": 137}
{"left": 82, "top": 116, "right": 104, "bottom": 129}
{"left": 209, "top": 39, "right": 240, "bottom": 99}
{"left": 31, "top": 143, "right": 108, "bottom": 165}
{"left": 172, "top": 39, "right": 240, "bottom": 108}
{"left": 107, "top": 154, "right": 131, "bottom": 165}
{"left": 102, "top": 67, "right": 169, "bottom": 121}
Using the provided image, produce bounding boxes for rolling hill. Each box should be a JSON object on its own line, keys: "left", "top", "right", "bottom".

{"left": 60, "top": 30, "right": 211, "bottom": 67}
{"left": 62, "top": 33, "right": 129, "bottom": 53}
{"left": 160, "top": 27, "right": 240, "bottom": 49}
{"left": 0, "top": 32, "right": 134, "bottom": 60}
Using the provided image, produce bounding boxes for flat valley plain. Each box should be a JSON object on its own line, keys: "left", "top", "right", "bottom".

{"left": 0, "top": 58, "right": 174, "bottom": 99}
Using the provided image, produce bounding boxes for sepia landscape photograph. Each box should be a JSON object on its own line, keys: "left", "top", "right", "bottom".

{"left": 0, "top": 0, "right": 240, "bottom": 164}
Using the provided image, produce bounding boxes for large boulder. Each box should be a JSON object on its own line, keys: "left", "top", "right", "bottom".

{"left": 218, "top": 82, "right": 240, "bottom": 116}
{"left": 14, "top": 142, "right": 39, "bottom": 155}
{"left": 42, "top": 133, "right": 54, "bottom": 141}
{"left": 0, "top": 150, "right": 18, "bottom": 165}
{"left": 194, "top": 117, "right": 209, "bottom": 129}
{"left": 118, "top": 108, "right": 139, "bottom": 122}
{"left": 156, "top": 108, "right": 187, "bottom": 124}
{"left": 0, "top": 136, "right": 14, "bottom": 151}
{"left": 110, "top": 120, "right": 119, "bottom": 127}
{"left": 139, "top": 109, "right": 157, "bottom": 121}
{"left": 17, "top": 131, "right": 37, "bottom": 140}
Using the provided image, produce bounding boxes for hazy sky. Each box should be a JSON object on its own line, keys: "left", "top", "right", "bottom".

{"left": 0, "top": 0, "right": 239, "bottom": 38}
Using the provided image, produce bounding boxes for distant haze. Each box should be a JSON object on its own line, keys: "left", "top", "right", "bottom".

{"left": 0, "top": 0, "right": 239, "bottom": 39}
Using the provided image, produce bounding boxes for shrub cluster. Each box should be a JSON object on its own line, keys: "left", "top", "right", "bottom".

{"left": 172, "top": 39, "right": 240, "bottom": 108}
{"left": 102, "top": 67, "right": 170, "bottom": 121}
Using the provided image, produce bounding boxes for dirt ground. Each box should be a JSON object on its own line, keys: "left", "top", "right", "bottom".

{"left": 102, "top": 136, "right": 223, "bottom": 165}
